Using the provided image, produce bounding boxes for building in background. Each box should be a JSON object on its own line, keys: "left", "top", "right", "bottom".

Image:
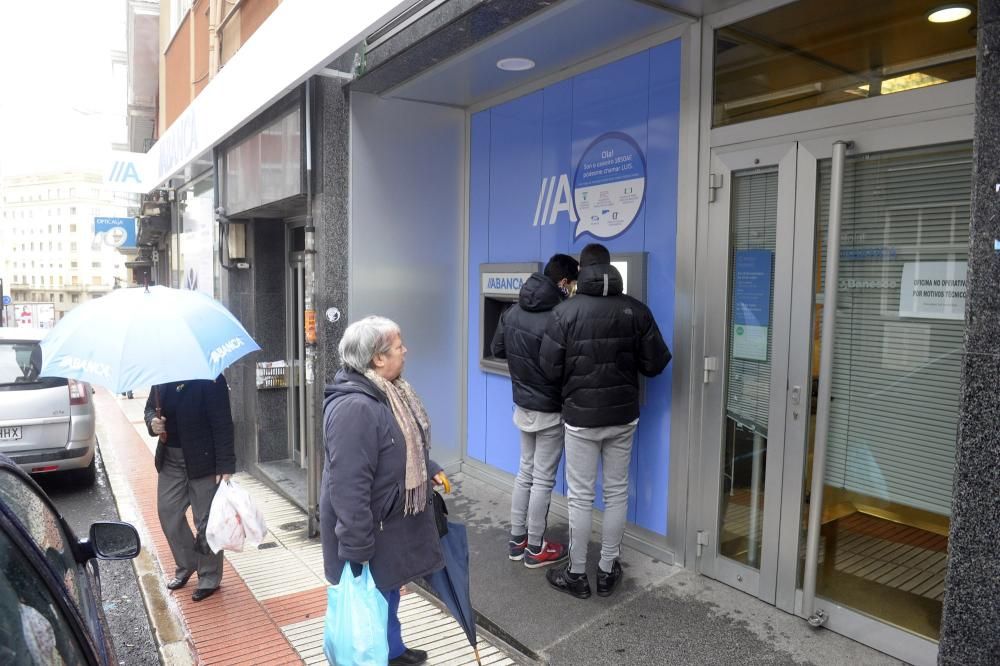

{"left": 0, "top": 172, "right": 131, "bottom": 322}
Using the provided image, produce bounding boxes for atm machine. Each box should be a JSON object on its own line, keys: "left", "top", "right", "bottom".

{"left": 479, "top": 252, "right": 648, "bottom": 376}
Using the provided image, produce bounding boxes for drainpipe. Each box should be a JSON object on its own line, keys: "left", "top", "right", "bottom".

{"left": 303, "top": 82, "right": 320, "bottom": 537}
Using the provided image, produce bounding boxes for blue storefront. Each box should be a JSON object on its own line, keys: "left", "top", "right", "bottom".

{"left": 466, "top": 41, "right": 683, "bottom": 538}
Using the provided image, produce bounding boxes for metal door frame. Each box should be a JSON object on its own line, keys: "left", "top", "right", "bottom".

{"left": 285, "top": 219, "right": 307, "bottom": 467}
{"left": 698, "top": 142, "right": 799, "bottom": 603}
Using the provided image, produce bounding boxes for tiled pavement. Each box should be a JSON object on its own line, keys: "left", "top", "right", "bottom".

{"left": 96, "top": 388, "right": 517, "bottom": 666}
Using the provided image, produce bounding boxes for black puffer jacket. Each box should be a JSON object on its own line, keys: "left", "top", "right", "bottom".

{"left": 540, "top": 263, "right": 671, "bottom": 428}
{"left": 320, "top": 369, "right": 443, "bottom": 592}
{"left": 490, "top": 273, "right": 565, "bottom": 412}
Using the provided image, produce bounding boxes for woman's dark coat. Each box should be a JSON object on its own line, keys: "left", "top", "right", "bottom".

{"left": 321, "top": 368, "right": 443, "bottom": 591}
{"left": 490, "top": 272, "right": 564, "bottom": 413}
{"left": 143, "top": 376, "right": 235, "bottom": 479}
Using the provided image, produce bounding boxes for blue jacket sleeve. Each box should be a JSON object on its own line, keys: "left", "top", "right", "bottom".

{"left": 207, "top": 376, "right": 236, "bottom": 474}
{"left": 325, "top": 397, "right": 379, "bottom": 563}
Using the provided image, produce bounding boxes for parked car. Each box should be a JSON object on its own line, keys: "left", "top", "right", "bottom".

{"left": 0, "top": 452, "right": 140, "bottom": 664}
{"left": 0, "top": 328, "right": 97, "bottom": 485}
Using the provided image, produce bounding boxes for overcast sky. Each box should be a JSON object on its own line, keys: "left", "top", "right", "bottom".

{"left": 0, "top": 0, "right": 124, "bottom": 178}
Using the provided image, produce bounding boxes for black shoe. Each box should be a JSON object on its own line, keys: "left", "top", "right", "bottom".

{"left": 166, "top": 574, "right": 192, "bottom": 590}
{"left": 546, "top": 566, "right": 591, "bottom": 599}
{"left": 191, "top": 587, "right": 218, "bottom": 602}
{"left": 389, "top": 648, "right": 428, "bottom": 665}
{"left": 597, "top": 560, "right": 623, "bottom": 597}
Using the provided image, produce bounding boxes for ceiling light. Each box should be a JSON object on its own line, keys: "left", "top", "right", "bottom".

{"left": 927, "top": 4, "right": 973, "bottom": 23}
{"left": 496, "top": 57, "right": 535, "bottom": 72}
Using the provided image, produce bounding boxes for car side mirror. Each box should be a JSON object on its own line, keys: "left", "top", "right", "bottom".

{"left": 89, "top": 522, "right": 140, "bottom": 560}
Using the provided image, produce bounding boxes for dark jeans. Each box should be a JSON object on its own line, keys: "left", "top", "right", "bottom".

{"left": 381, "top": 588, "right": 405, "bottom": 659}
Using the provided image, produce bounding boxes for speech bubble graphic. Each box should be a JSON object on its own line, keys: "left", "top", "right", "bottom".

{"left": 572, "top": 132, "right": 646, "bottom": 240}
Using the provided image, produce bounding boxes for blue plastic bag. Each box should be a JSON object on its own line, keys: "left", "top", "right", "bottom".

{"left": 323, "top": 563, "right": 389, "bottom": 666}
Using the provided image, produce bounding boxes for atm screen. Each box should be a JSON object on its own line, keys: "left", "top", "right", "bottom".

{"left": 611, "top": 260, "right": 629, "bottom": 295}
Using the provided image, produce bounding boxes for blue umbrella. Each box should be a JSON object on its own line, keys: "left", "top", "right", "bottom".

{"left": 425, "top": 521, "right": 482, "bottom": 665}
{"left": 39, "top": 286, "right": 260, "bottom": 393}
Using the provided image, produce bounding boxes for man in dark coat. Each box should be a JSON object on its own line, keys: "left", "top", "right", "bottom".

{"left": 491, "top": 253, "right": 578, "bottom": 568}
{"left": 539, "top": 243, "right": 671, "bottom": 599}
{"left": 144, "top": 375, "right": 234, "bottom": 602}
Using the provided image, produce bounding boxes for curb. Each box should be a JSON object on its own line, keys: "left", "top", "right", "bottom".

{"left": 95, "top": 404, "right": 197, "bottom": 666}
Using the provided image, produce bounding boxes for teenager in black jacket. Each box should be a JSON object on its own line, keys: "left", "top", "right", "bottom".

{"left": 491, "top": 254, "right": 578, "bottom": 569}
{"left": 540, "top": 243, "right": 671, "bottom": 599}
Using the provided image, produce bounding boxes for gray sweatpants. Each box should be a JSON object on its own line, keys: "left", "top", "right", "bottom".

{"left": 157, "top": 447, "right": 223, "bottom": 590}
{"left": 564, "top": 422, "right": 637, "bottom": 574}
{"left": 510, "top": 423, "right": 564, "bottom": 546}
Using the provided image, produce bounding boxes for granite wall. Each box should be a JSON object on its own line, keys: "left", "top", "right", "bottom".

{"left": 939, "top": 5, "right": 1000, "bottom": 664}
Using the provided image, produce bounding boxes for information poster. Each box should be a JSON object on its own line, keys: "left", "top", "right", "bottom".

{"left": 898, "top": 261, "right": 967, "bottom": 320}
{"left": 732, "top": 250, "right": 773, "bottom": 361}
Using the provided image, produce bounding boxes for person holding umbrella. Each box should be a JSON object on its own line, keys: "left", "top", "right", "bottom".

{"left": 144, "top": 375, "right": 235, "bottom": 602}
{"left": 321, "top": 316, "right": 448, "bottom": 666}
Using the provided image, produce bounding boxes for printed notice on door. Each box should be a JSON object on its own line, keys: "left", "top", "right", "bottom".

{"left": 732, "top": 249, "right": 773, "bottom": 361}
{"left": 898, "top": 261, "right": 967, "bottom": 320}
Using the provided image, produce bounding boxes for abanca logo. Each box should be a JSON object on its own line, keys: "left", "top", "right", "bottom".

{"left": 59, "top": 356, "right": 112, "bottom": 378}
{"left": 210, "top": 337, "right": 244, "bottom": 364}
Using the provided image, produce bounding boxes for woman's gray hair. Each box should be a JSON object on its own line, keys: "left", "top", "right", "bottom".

{"left": 338, "top": 315, "right": 401, "bottom": 373}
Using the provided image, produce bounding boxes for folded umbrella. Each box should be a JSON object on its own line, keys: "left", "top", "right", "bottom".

{"left": 39, "top": 286, "right": 260, "bottom": 393}
{"left": 424, "top": 520, "right": 482, "bottom": 665}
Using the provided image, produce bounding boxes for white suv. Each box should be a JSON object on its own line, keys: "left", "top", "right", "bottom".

{"left": 0, "top": 328, "right": 97, "bottom": 485}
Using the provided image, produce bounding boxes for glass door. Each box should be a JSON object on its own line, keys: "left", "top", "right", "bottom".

{"left": 791, "top": 131, "right": 972, "bottom": 666}
{"left": 699, "top": 143, "right": 800, "bottom": 602}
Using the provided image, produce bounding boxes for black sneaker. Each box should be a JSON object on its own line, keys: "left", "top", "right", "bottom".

{"left": 508, "top": 534, "right": 528, "bottom": 561}
{"left": 546, "top": 566, "right": 591, "bottom": 599}
{"left": 389, "top": 648, "right": 428, "bottom": 665}
{"left": 596, "top": 560, "right": 623, "bottom": 597}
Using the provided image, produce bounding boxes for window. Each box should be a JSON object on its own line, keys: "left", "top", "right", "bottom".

{"left": 712, "top": 0, "right": 978, "bottom": 127}
{"left": 91, "top": 262, "right": 101, "bottom": 269}
{"left": 69, "top": 207, "right": 76, "bottom": 215}
{"left": 59, "top": 294, "right": 64, "bottom": 302}
{"left": 71, "top": 276, "right": 78, "bottom": 286}
{"left": 69, "top": 224, "right": 76, "bottom": 233}
{"left": 90, "top": 276, "right": 101, "bottom": 286}
{"left": 0, "top": 524, "right": 90, "bottom": 665}
{"left": 70, "top": 242, "right": 77, "bottom": 252}
{"left": 70, "top": 262, "right": 77, "bottom": 268}
{"left": 71, "top": 294, "right": 78, "bottom": 303}
{"left": 0, "top": 469, "right": 84, "bottom": 606}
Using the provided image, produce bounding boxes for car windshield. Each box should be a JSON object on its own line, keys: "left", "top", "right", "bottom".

{"left": 0, "top": 523, "right": 88, "bottom": 664}
{"left": 0, "top": 341, "right": 65, "bottom": 389}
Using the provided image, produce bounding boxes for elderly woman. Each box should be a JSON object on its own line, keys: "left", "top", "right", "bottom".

{"left": 321, "top": 315, "right": 447, "bottom": 666}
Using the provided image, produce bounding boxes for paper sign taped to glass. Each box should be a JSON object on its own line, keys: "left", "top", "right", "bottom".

{"left": 256, "top": 360, "right": 289, "bottom": 389}
{"left": 898, "top": 261, "right": 967, "bottom": 321}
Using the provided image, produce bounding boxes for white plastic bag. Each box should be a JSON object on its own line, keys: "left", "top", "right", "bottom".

{"left": 206, "top": 480, "right": 267, "bottom": 553}
{"left": 229, "top": 481, "right": 267, "bottom": 546}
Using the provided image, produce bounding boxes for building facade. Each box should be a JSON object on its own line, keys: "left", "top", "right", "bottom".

{"left": 1, "top": 172, "right": 132, "bottom": 324}
{"left": 142, "top": 2, "right": 984, "bottom": 663}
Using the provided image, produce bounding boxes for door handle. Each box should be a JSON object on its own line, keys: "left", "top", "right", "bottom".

{"left": 791, "top": 385, "right": 801, "bottom": 419}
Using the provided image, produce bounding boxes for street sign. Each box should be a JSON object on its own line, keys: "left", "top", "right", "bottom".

{"left": 1, "top": 296, "right": 10, "bottom": 306}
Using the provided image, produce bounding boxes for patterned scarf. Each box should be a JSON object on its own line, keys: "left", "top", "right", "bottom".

{"left": 364, "top": 369, "right": 431, "bottom": 515}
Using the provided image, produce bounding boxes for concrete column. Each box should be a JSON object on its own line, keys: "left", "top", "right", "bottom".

{"left": 939, "top": 5, "right": 1000, "bottom": 664}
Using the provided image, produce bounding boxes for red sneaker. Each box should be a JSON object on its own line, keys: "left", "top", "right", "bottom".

{"left": 524, "top": 541, "right": 569, "bottom": 569}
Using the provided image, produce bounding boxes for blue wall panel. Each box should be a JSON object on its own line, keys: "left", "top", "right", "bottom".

{"left": 467, "top": 111, "right": 491, "bottom": 463}
{"left": 467, "top": 41, "right": 681, "bottom": 537}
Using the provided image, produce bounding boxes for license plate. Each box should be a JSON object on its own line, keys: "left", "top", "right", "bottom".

{"left": 0, "top": 427, "right": 22, "bottom": 441}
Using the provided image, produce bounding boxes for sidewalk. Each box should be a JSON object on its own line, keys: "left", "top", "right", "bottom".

{"left": 94, "top": 388, "right": 520, "bottom": 666}
{"left": 450, "top": 474, "right": 907, "bottom": 665}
